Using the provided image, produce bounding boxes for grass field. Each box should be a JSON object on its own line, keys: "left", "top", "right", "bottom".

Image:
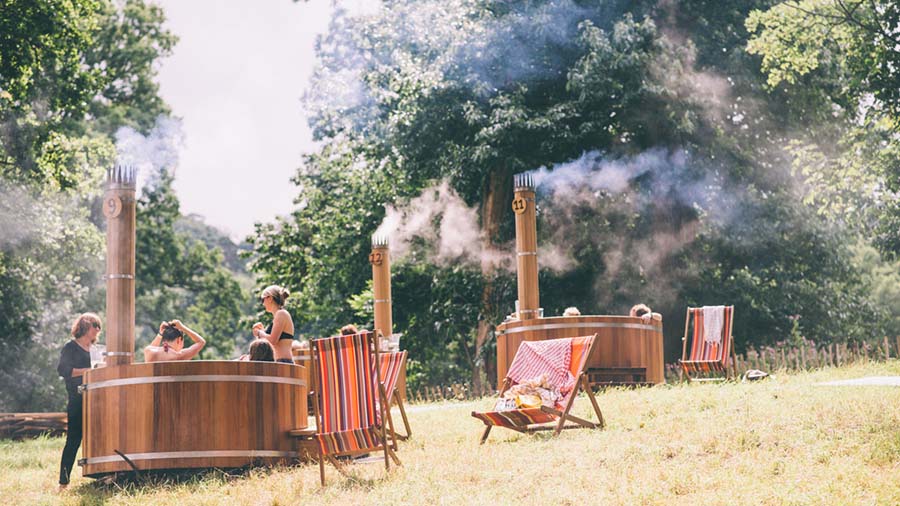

{"left": 3, "top": 361, "right": 899, "bottom": 505}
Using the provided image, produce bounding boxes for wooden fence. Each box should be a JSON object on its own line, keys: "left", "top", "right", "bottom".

{"left": 666, "top": 336, "right": 900, "bottom": 383}
{"left": 409, "top": 337, "right": 900, "bottom": 403}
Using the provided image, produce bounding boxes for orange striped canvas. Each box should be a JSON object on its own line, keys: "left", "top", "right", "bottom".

{"left": 313, "top": 332, "right": 381, "bottom": 454}
{"left": 471, "top": 407, "right": 557, "bottom": 427}
{"left": 569, "top": 336, "right": 591, "bottom": 378}
{"left": 378, "top": 350, "right": 406, "bottom": 401}
{"left": 680, "top": 306, "right": 734, "bottom": 373}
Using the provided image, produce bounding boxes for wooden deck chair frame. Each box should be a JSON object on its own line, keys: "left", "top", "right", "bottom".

{"left": 679, "top": 306, "right": 738, "bottom": 382}
{"left": 378, "top": 349, "right": 412, "bottom": 450}
{"left": 291, "top": 331, "right": 401, "bottom": 486}
{"left": 472, "top": 334, "right": 605, "bottom": 444}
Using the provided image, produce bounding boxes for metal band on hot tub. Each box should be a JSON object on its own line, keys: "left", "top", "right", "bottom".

{"left": 497, "top": 322, "right": 662, "bottom": 335}
{"left": 81, "top": 450, "right": 300, "bottom": 465}
{"left": 81, "top": 374, "right": 306, "bottom": 391}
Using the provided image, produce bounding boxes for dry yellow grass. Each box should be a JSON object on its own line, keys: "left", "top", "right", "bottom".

{"left": 2, "top": 361, "right": 899, "bottom": 505}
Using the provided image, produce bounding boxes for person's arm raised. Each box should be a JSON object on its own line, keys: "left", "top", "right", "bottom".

{"left": 143, "top": 323, "right": 166, "bottom": 362}
{"left": 172, "top": 320, "right": 206, "bottom": 360}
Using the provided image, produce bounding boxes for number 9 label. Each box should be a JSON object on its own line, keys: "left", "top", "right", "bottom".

{"left": 103, "top": 196, "right": 122, "bottom": 218}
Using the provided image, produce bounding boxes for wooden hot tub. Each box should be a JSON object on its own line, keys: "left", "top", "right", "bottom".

{"left": 496, "top": 315, "right": 664, "bottom": 387}
{"left": 79, "top": 360, "right": 307, "bottom": 477}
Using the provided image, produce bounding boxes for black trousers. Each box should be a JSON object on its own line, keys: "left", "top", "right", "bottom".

{"left": 59, "top": 396, "right": 83, "bottom": 485}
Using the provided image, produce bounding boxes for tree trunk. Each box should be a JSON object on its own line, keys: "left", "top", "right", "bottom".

{"left": 472, "top": 169, "right": 513, "bottom": 392}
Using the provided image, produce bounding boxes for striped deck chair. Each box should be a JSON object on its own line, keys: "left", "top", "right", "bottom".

{"left": 294, "top": 331, "right": 401, "bottom": 486}
{"left": 378, "top": 350, "right": 411, "bottom": 449}
{"left": 471, "top": 334, "right": 604, "bottom": 444}
{"left": 679, "top": 306, "right": 737, "bottom": 382}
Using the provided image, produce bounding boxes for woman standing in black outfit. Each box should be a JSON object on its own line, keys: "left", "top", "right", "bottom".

{"left": 56, "top": 312, "right": 101, "bottom": 490}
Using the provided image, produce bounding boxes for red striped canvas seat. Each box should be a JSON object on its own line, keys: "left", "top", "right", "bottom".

{"left": 314, "top": 332, "right": 381, "bottom": 455}
{"left": 472, "top": 335, "right": 603, "bottom": 440}
{"left": 472, "top": 407, "right": 557, "bottom": 427}
{"left": 304, "top": 330, "right": 401, "bottom": 485}
{"left": 378, "top": 350, "right": 406, "bottom": 402}
{"left": 679, "top": 306, "right": 735, "bottom": 378}
{"left": 375, "top": 349, "right": 412, "bottom": 444}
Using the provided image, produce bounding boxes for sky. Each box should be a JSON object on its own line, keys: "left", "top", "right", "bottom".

{"left": 154, "top": 0, "right": 364, "bottom": 241}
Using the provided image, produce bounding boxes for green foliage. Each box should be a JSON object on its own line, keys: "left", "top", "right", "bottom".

{"left": 746, "top": 1, "right": 900, "bottom": 257}
{"left": 246, "top": 0, "right": 896, "bottom": 392}
{"left": 680, "top": 194, "right": 880, "bottom": 349}
{"left": 0, "top": 0, "right": 184, "bottom": 411}
{"left": 136, "top": 171, "right": 248, "bottom": 359}
{"left": 852, "top": 242, "right": 900, "bottom": 339}
{"left": 0, "top": 0, "right": 176, "bottom": 185}
{"left": 247, "top": 140, "right": 408, "bottom": 337}
{"left": 747, "top": 1, "right": 900, "bottom": 117}
{"left": 0, "top": 184, "right": 105, "bottom": 411}
{"left": 175, "top": 215, "right": 251, "bottom": 275}
{"left": 85, "top": 0, "right": 177, "bottom": 134}
{"left": 0, "top": 0, "right": 102, "bottom": 120}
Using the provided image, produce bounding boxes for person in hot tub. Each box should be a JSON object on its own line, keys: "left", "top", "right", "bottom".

{"left": 143, "top": 320, "right": 206, "bottom": 362}
{"left": 629, "top": 303, "right": 655, "bottom": 323}
{"left": 252, "top": 285, "right": 295, "bottom": 364}
{"left": 563, "top": 307, "right": 581, "bottom": 317}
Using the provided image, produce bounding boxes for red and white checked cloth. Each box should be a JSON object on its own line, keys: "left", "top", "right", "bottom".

{"left": 506, "top": 338, "right": 575, "bottom": 394}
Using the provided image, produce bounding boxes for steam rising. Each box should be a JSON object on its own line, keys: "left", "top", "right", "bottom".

{"left": 374, "top": 145, "right": 747, "bottom": 314}
{"left": 375, "top": 181, "right": 509, "bottom": 270}
{"left": 312, "top": 0, "right": 787, "bottom": 313}
{"left": 529, "top": 148, "right": 738, "bottom": 308}
{"left": 305, "top": 0, "right": 603, "bottom": 135}
{"left": 114, "top": 115, "right": 185, "bottom": 189}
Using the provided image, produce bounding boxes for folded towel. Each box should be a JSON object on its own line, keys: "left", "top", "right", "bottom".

{"left": 702, "top": 305, "right": 725, "bottom": 344}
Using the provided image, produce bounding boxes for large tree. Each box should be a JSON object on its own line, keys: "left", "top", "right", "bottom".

{"left": 136, "top": 170, "right": 247, "bottom": 359}
{"left": 0, "top": 0, "right": 178, "bottom": 411}
{"left": 250, "top": 0, "right": 887, "bottom": 391}
{"left": 746, "top": 0, "right": 900, "bottom": 255}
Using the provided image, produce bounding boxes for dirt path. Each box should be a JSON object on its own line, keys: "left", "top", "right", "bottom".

{"left": 815, "top": 376, "right": 900, "bottom": 387}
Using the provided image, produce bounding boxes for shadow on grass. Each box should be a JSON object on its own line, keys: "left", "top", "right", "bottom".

{"left": 70, "top": 466, "right": 262, "bottom": 504}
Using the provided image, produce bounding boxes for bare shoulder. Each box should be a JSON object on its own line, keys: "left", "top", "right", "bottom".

{"left": 275, "top": 308, "right": 293, "bottom": 322}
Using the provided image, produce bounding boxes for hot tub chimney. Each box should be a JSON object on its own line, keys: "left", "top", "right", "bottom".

{"left": 370, "top": 235, "right": 392, "bottom": 338}
{"left": 103, "top": 165, "right": 136, "bottom": 366}
{"left": 513, "top": 173, "right": 539, "bottom": 319}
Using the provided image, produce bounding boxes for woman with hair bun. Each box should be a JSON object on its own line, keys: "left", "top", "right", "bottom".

{"left": 252, "top": 285, "right": 295, "bottom": 363}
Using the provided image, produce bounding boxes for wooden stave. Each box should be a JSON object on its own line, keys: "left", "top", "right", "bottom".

{"left": 81, "top": 360, "right": 307, "bottom": 476}
{"left": 495, "top": 315, "right": 665, "bottom": 386}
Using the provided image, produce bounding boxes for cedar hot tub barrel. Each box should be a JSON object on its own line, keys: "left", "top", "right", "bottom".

{"left": 80, "top": 361, "right": 307, "bottom": 476}
{"left": 496, "top": 315, "right": 664, "bottom": 386}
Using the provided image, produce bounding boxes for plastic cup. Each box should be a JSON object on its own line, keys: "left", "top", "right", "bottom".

{"left": 90, "top": 344, "right": 106, "bottom": 368}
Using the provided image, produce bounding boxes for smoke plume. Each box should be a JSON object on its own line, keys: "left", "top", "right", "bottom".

{"left": 305, "top": 0, "right": 606, "bottom": 136}
{"left": 114, "top": 115, "right": 185, "bottom": 189}
{"left": 527, "top": 148, "right": 740, "bottom": 309}
{"left": 374, "top": 180, "right": 512, "bottom": 271}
